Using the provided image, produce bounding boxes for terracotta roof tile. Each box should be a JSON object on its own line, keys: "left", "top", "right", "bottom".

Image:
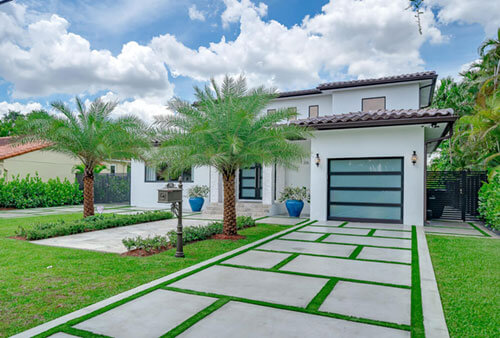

{"left": 0, "top": 137, "right": 50, "bottom": 160}
{"left": 317, "top": 71, "right": 437, "bottom": 90}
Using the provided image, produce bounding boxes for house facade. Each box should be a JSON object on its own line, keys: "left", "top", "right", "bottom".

{"left": 130, "top": 71, "right": 457, "bottom": 226}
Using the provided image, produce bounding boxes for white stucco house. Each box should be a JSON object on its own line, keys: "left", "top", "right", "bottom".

{"left": 131, "top": 71, "right": 457, "bottom": 226}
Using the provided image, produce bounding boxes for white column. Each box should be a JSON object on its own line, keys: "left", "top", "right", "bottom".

{"left": 261, "top": 164, "right": 273, "bottom": 205}
{"left": 209, "top": 167, "right": 221, "bottom": 203}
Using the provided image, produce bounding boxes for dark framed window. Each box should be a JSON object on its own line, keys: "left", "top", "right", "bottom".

{"left": 361, "top": 97, "right": 386, "bottom": 111}
{"left": 239, "top": 164, "right": 262, "bottom": 200}
{"left": 288, "top": 107, "right": 297, "bottom": 121}
{"left": 309, "top": 105, "right": 319, "bottom": 118}
{"left": 110, "top": 165, "right": 116, "bottom": 175}
{"left": 145, "top": 164, "right": 193, "bottom": 182}
{"left": 327, "top": 157, "right": 404, "bottom": 224}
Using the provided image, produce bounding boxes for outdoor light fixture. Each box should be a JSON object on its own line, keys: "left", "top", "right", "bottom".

{"left": 315, "top": 153, "right": 321, "bottom": 167}
{"left": 411, "top": 151, "right": 418, "bottom": 165}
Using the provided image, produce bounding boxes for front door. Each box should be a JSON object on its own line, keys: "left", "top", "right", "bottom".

{"left": 239, "top": 164, "right": 262, "bottom": 200}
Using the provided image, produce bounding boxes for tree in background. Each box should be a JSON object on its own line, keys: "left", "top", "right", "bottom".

{"left": 154, "top": 75, "right": 310, "bottom": 235}
{"left": 72, "top": 163, "right": 108, "bottom": 174}
{"left": 16, "top": 98, "right": 150, "bottom": 217}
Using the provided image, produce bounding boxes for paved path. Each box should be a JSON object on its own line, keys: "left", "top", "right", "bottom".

{"left": 424, "top": 219, "right": 497, "bottom": 238}
{"left": 16, "top": 219, "right": 448, "bottom": 338}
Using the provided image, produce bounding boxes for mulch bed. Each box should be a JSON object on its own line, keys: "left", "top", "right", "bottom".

{"left": 211, "top": 234, "right": 246, "bottom": 240}
{"left": 8, "top": 236, "right": 27, "bottom": 241}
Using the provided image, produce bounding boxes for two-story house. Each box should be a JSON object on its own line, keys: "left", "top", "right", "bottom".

{"left": 130, "top": 71, "right": 456, "bottom": 226}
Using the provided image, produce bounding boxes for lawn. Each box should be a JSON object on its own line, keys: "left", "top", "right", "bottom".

{"left": 0, "top": 213, "right": 290, "bottom": 337}
{"left": 427, "top": 234, "right": 500, "bottom": 338}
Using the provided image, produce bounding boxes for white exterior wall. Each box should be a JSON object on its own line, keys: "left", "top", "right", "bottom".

{"left": 310, "top": 125, "right": 425, "bottom": 225}
{"left": 331, "top": 83, "right": 420, "bottom": 113}
{"left": 130, "top": 160, "right": 211, "bottom": 209}
{"left": 266, "top": 94, "right": 332, "bottom": 118}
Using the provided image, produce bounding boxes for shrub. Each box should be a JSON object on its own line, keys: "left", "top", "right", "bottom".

{"left": 478, "top": 171, "right": 500, "bottom": 230}
{"left": 186, "top": 185, "right": 210, "bottom": 198}
{"left": 122, "top": 235, "right": 169, "bottom": 252}
{"left": 0, "top": 173, "right": 83, "bottom": 209}
{"left": 17, "top": 211, "right": 174, "bottom": 240}
{"left": 278, "top": 186, "right": 310, "bottom": 203}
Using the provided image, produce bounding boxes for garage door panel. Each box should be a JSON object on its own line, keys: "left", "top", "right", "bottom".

{"left": 329, "top": 205, "right": 402, "bottom": 220}
{"left": 330, "top": 175, "right": 402, "bottom": 188}
{"left": 330, "top": 190, "right": 401, "bottom": 204}
{"left": 329, "top": 158, "right": 402, "bottom": 172}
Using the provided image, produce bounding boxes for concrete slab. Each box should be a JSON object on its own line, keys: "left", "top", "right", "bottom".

{"left": 357, "top": 247, "right": 412, "bottom": 264}
{"left": 170, "top": 265, "right": 328, "bottom": 307}
{"left": 427, "top": 220, "right": 473, "bottom": 229}
{"left": 280, "top": 255, "right": 411, "bottom": 286}
{"left": 374, "top": 230, "right": 412, "bottom": 239}
{"left": 187, "top": 214, "right": 223, "bottom": 220}
{"left": 180, "top": 301, "right": 409, "bottom": 338}
{"left": 74, "top": 290, "right": 216, "bottom": 338}
{"left": 257, "top": 239, "right": 356, "bottom": 257}
{"left": 48, "top": 333, "right": 79, "bottom": 338}
{"left": 313, "top": 220, "right": 345, "bottom": 226}
{"left": 320, "top": 281, "right": 411, "bottom": 325}
{"left": 281, "top": 231, "right": 324, "bottom": 241}
{"left": 424, "top": 227, "right": 483, "bottom": 236}
{"left": 324, "top": 234, "right": 411, "bottom": 249}
{"left": 256, "top": 217, "right": 306, "bottom": 225}
{"left": 301, "top": 226, "right": 370, "bottom": 235}
{"left": 345, "top": 222, "right": 411, "bottom": 231}
{"left": 222, "top": 250, "right": 291, "bottom": 269}
{"left": 31, "top": 218, "right": 211, "bottom": 254}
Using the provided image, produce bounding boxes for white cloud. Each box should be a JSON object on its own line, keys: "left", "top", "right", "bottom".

{"left": 188, "top": 5, "right": 205, "bottom": 21}
{"left": 427, "top": 0, "right": 500, "bottom": 35}
{"left": 0, "top": 101, "right": 43, "bottom": 115}
{"left": 152, "top": 0, "right": 445, "bottom": 90}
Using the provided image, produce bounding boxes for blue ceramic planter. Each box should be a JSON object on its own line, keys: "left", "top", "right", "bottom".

{"left": 286, "top": 199, "right": 304, "bottom": 217}
{"left": 189, "top": 197, "right": 204, "bottom": 212}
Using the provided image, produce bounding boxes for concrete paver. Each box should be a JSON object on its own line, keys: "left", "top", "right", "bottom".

{"left": 48, "top": 333, "right": 79, "bottom": 338}
{"left": 345, "top": 222, "right": 412, "bottom": 231}
{"left": 301, "top": 226, "right": 370, "bottom": 235}
{"left": 424, "top": 227, "right": 483, "bottom": 236}
{"left": 280, "top": 231, "right": 324, "bottom": 241}
{"left": 313, "top": 220, "right": 345, "bottom": 226}
{"left": 222, "top": 250, "right": 291, "bottom": 269}
{"left": 74, "top": 290, "right": 216, "bottom": 338}
{"left": 374, "top": 230, "right": 412, "bottom": 239}
{"left": 357, "top": 246, "right": 412, "bottom": 264}
{"left": 324, "top": 234, "right": 411, "bottom": 249}
{"left": 170, "top": 265, "right": 328, "bottom": 307}
{"left": 280, "top": 255, "right": 411, "bottom": 286}
{"left": 320, "top": 281, "right": 411, "bottom": 325}
{"left": 258, "top": 239, "right": 356, "bottom": 257}
{"left": 180, "top": 301, "right": 410, "bottom": 338}
{"left": 256, "top": 217, "right": 306, "bottom": 225}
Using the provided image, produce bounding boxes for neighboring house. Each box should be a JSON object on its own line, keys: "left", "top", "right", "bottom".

{"left": 0, "top": 137, "right": 129, "bottom": 182}
{"left": 130, "top": 71, "right": 456, "bottom": 226}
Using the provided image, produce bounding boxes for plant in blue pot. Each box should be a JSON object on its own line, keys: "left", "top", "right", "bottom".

{"left": 278, "top": 186, "right": 310, "bottom": 217}
{"left": 187, "top": 185, "right": 210, "bottom": 212}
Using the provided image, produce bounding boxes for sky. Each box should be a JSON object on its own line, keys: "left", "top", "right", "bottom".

{"left": 0, "top": 0, "right": 499, "bottom": 122}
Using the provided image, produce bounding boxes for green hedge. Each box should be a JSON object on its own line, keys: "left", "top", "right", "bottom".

{"left": 478, "top": 173, "right": 500, "bottom": 230}
{"left": 0, "top": 174, "right": 83, "bottom": 209}
{"left": 122, "top": 216, "right": 256, "bottom": 251}
{"left": 17, "top": 211, "right": 174, "bottom": 240}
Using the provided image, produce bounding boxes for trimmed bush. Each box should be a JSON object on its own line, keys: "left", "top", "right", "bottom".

{"left": 122, "top": 235, "right": 169, "bottom": 252}
{"left": 0, "top": 174, "right": 83, "bottom": 209}
{"left": 17, "top": 211, "right": 174, "bottom": 240}
{"left": 478, "top": 172, "right": 500, "bottom": 230}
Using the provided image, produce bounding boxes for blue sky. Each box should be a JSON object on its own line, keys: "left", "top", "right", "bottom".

{"left": 0, "top": 0, "right": 498, "bottom": 120}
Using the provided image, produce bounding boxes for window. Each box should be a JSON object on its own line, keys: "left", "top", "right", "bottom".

{"left": 288, "top": 107, "right": 297, "bottom": 121}
{"left": 362, "top": 97, "right": 386, "bottom": 111}
{"left": 110, "top": 165, "right": 116, "bottom": 175}
{"left": 309, "top": 105, "right": 319, "bottom": 118}
{"left": 145, "top": 164, "right": 193, "bottom": 182}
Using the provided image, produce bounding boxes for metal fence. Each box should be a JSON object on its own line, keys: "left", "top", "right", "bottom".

{"left": 76, "top": 173, "right": 130, "bottom": 204}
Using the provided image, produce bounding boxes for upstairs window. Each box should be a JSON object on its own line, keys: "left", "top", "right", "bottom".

{"left": 110, "top": 165, "right": 116, "bottom": 175}
{"left": 309, "top": 105, "right": 319, "bottom": 118}
{"left": 288, "top": 107, "right": 297, "bottom": 121}
{"left": 145, "top": 164, "right": 193, "bottom": 182}
{"left": 362, "top": 97, "right": 386, "bottom": 111}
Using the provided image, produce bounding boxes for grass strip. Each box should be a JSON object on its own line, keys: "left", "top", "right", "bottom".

{"left": 315, "top": 233, "right": 331, "bottom": 242}
{"left": 306, "top": 279, "right": 338, "bottom": 311}
{"left": 277, "top": 237, "right": 411, "bottom": 251}
{"left": 338, "top": 222, "right": 348, "bottom": 228}
{"left": 298, "top": 230, "right": 410, "bottom": 240}
{"left": 410, "top": 226, "right": 425, "bottom": 338}
{"left": 253, "top": 215, "right": 269, "bottom": 221}
{"left": 163, "top": 286, "right": 410, "bottom": 332}
{"left": 344, "top": 226, "right": 411, "bottom": 233}
{"left": 270, "top": 253, "right": 300, "bottom": 270}
{"left": 162, "top": 297, "right": 231, "bottom": 337}
{"left": 348, "top": 246, "right": 364, "bottom": 259}
{"left": 61, "top": 327, "right": 111, "bottom": 337}
{"left": 367, "top": 229, "right": 376, "bottom": 236}
{"left": 468, "top": 222, "right": 491, "bottom": 237}
{"left": 295, "top": 218, "right": 311, "bottom": 225}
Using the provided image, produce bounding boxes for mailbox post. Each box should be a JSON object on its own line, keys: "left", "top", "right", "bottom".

{"left": 158, "top": 177, "right": 184, "bottom": 258}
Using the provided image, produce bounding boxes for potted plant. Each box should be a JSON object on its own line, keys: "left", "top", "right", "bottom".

{"left": 278, "top": 186, "right": 310, "bottom": 217}
{"left": 187, "top": 185, "right": 210, "bottom": 212}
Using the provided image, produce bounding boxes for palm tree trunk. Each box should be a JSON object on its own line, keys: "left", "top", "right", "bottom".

{"left": 222, "top": 170, "right": 237, "bottom": 236}
{"left": 83, "top": 167, "right": 95, "bottom": 218}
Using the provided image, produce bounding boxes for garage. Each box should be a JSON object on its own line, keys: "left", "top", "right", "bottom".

{"left": 328, "top": 158, "right": 404, "bottom": 223}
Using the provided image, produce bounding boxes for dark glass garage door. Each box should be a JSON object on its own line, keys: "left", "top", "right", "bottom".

{"left": 328, "top": 158, "right": 403, "bottom": 223}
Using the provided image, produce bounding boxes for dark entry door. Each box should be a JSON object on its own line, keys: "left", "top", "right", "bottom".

{"left": 239, "top": 164, "right": 262, "bottom": 200}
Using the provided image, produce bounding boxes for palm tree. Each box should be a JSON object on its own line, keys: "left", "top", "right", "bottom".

{"left": 154, "top": 75, "right": 311, "bottom": 235}
{"left": 17, "top": 97, "right": 150, "bottom": 217}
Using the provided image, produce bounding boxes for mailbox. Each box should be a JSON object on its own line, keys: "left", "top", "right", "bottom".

{"left": 158, "top": 183, "right": 182, "bottom": 203}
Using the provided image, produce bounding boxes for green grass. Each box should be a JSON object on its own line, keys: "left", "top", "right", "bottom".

{"left": 0, "top": 213, "right": 290, "bottom": 337}
{"left": 427, "top": 234, "right": 500, "bottom": 338}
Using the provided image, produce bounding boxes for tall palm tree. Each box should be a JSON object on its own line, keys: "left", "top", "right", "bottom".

{"left": 17, "top": 97, "right": 150, "bottom": 217}
{"left": 154, "top": 75, "right": 311, "bottom": 235}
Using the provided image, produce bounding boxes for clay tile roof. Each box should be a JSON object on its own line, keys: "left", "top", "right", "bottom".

{"left": 277, "top": 88, "right": 322, "bottom": 98}
{"left": 289, "top": 108, "right": 456, "bottom": 129}
{"left": 0, "top": 137, "right": 51, "bottom": 160}
{"left": 317, "top": 71, "right": 437, "bottom": 90}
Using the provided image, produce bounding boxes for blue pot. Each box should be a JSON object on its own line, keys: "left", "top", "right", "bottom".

{"left": 286, "top": 200, "right": 304, "bottom": 217}
{"left": 189, "top": 197, "right": 204, "bottom": 212}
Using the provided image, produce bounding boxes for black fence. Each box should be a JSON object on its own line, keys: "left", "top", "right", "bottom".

{"left": 427, "top": 170, "right": 487, "bottom": 221}
{"left": 76, "top": 173, "right": 130, "bottom": 204}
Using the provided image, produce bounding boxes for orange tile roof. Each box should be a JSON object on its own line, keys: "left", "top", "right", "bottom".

{"left": 0, "top": 137, "right": 50, "bottom": 160}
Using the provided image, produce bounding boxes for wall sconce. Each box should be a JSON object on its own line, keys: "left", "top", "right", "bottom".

{"left": 411, "top": 151, "right": 418, "bottom": 165}
{"left": 315, "top": 153, "right": 321, "bottom": 167}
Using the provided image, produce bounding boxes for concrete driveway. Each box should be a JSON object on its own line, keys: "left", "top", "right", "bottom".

{"left": 16, "top": 219, "right": 448, "bottom": 338}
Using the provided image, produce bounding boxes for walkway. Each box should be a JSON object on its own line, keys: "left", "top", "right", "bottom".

{"left": 425, "top": 219, "right": 497, "bottom": 238}
{"left": 16, "top": 218, "right": 448, "bottom": 337}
